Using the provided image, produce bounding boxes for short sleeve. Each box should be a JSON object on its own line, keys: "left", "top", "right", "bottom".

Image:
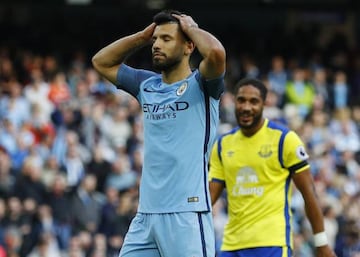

{"left": 209, "top": 140, "right": 225, "bottom": 182}
{"left": 201, "top": 73, "right": 225, "bottom": 100}
{"left": 282, "top": 131, "right": 310, "bottom": 174}
{"left": 116, "top": 64, "right": 157, "bottom": 98}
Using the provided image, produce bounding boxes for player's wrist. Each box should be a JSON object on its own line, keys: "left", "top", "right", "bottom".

{"left": 313, "top": 231, "right": 328, "bottom": 247}
{"left": 134, "top": 31, "right": 151, "bottom": 46}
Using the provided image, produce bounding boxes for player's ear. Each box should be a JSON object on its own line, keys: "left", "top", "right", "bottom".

{"left": 184, "top": 41, "right": 195, "bottom": 56}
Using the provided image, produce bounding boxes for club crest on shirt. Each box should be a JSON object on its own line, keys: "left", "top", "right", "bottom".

{"left": 258, "top": 144, "right": 272, "bottom": 158}
{"left": 176, "top": 82, "right": 188, "bottom": 96}
{"left": 296, "top": 145, "right": 309, "bottom": 160}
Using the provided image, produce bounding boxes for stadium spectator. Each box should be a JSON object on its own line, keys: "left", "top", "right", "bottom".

{"left": 98, "top": 186, "right": 120, "bottom": 238}
{"left": 284, "top": 67, "right": 316, "bottom": 119}
{"left": 23, "top": 68, "right": 54, "bottom": 124}
{"left": 12, "top": 157, "right": 47, "bottom": 205}
{"left": 104, "top": 156, "right": 137, "bottom": 193}
{"left": 311, "top": 68, "right": 331, "bottom": 111}
{"left": 46, "top": 173, "right": 73, "bottom": 251}
{"left": 267, "top": 55, "right": 288, "bottom": 107}
{"left": 0, "top": 80, "right": 30, "bottom": 130}
{"left": 70, "top": 174, "right": 101, "bottom": 235}
{"left": 48, "top": 71, "right": 72, "bottom": 107}
{"left": 85, "top": 145, "right": 112, "bottom": 193}
{"left": 332, "top": 71, "right": 349, "bottom": 110}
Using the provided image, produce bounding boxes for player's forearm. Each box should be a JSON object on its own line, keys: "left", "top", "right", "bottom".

{"left": 185, "top": 27, "right": 225, "bottom": 67}
{"left": 92, "top": 23, "right": 155, "bottom": 83}
{"left": 304, "top": 197, "right": 325, "bottom": 234}
{"left": 92, "top": 32, "right": 149, "bottom": 70}
{"left": 209, "top": 180, "right": 224, "bottom": 206}
{"left": 293, "top": 170, "right": 326, "bottom": 233}
{"left": 172, "top": 14, "right": 225, "bottom": 78}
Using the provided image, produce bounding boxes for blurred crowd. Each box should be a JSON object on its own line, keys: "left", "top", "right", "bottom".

{"left": 0, "top": 34, "right": 359, "bottom": 257}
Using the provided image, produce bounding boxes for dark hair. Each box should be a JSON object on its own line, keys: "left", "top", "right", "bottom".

{"left": 153, "top": 10, "right": 192, "bottom": 42}
{"left": 233, "top": 78, "right": 268, "bottom": 101}
{"left": 153, "top": 10, "right": 183, "bottom": 25}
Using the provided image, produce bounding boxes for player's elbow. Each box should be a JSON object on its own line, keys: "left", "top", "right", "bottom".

{"left": 91, "top": 53, "right": 118, "bottom": 84}
{"left": 91, "top": 54, "right": 103, "bottom": 73}
{"left": 206, "top": 46, "right": 226, "bottom": 73}
{"left": 209, "top": 45, "right": 226, "bottom": 64}
{"left": 91, "top": 54, "right": 110, "bottom": 78}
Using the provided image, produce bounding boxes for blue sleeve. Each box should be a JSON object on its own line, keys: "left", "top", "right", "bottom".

{"left": 200, "top": 73, "right": 225, "bottom": 100}
{"left": 116, "top": 64, "right": 158, "bottom": 98}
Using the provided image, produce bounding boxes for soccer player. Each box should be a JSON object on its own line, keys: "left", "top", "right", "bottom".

{"left": 209, "top": 78, "right": 336, "bottom": 257}
{"left": 92, "top": 10, "right": 226, "bottom": 257}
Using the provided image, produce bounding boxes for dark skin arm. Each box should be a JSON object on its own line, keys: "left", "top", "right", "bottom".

{"left": 292, "top": 169, "right": 337, "bottom": 257}
{"left": 209, "top": 180, "right": 225, "bottom": 206}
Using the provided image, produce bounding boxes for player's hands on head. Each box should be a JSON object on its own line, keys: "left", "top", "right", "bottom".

{"left": 141, "top": 23, "right": 156, "bottom": 43}
{"left": 172, "top": 13, "right": 198, "bottom": 31}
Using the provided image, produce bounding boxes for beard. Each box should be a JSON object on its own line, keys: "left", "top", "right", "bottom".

{"left": 236, "top": 108, "right": 263, "bottom": 130}
{"left": 152, "top": 54, "right": 182, "bottom": 72}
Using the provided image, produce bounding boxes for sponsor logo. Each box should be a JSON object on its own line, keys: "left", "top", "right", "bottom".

{"left": 232, "top": 166, "right": 264, "bottom": 197}
{"left": 143, "top": 101, "right": 190, "bottom": 120}
{"left": 227, "top": 150, "right": 235, "bottom": 157}
{"left": 188, "top": 197, "right": 199, "bottom": 203}
{"left": 143, "top": 102, "right": 189, "bottom": 113}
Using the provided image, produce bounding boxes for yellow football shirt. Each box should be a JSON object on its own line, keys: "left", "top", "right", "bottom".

{"left": 209, "top": 119, "right": 310, "bottom": 251}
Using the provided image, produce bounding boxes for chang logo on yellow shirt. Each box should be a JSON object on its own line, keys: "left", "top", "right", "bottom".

{"left": 232, "top": 166, "right": 264, "bottom": 197}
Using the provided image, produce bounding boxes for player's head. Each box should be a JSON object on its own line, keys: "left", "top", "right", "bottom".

{"left": 233, "top": 78, "right": 267, "bottom": 132}
{"left": 233, "top": 78, "right": 267, "bottom": 101}
{"left": 151, "top": 10, "right": 195, "bottom": 72}
{"left": 153, "top": 10, "right": 188, "bottom": 37}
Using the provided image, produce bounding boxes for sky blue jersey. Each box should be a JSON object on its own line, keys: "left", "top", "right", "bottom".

{"left": 116, "top": 64, "right": 224, "bottom": 213}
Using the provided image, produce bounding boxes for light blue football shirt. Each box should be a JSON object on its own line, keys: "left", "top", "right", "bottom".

{"left": 116, "top": 64, "right": 224, "bottom": 213}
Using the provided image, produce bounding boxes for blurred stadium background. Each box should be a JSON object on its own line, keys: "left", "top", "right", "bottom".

{"left": 0, "top": 0, "right": 359, "bottom": 257}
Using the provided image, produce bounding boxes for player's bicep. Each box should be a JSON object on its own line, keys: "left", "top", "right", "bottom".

{"left": 292, "top": 169, "right": 318, "bottom": 203}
